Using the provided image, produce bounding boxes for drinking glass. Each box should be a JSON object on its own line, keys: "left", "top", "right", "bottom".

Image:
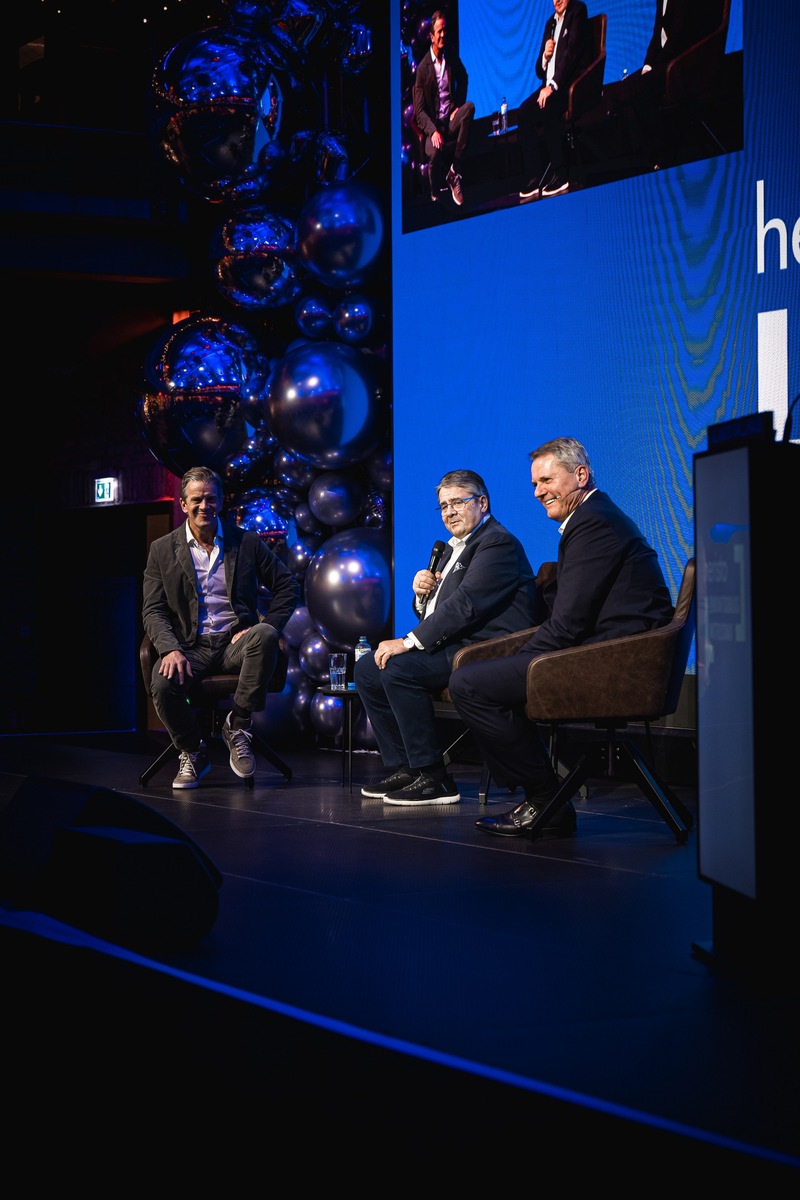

{"left": 329, "top": 653, "right": 347, "bottom": 690}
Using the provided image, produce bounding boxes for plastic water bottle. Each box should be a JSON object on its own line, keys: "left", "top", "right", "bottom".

{"left": 354, "top": 635, "right": 371, "bottom": 663}
{"left": 500, "top": 96, "right": 508, "bottom": 134}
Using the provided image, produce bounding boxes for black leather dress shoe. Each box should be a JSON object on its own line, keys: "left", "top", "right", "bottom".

{"left": 475, "top": 798, "right": 576, "bottom": 839}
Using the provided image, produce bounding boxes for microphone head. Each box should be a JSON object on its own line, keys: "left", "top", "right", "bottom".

{"left": 428, "top": 540, "right": 447, "bottom": 571}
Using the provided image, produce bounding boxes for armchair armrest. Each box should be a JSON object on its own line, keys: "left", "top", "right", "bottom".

{"left": 451, "top": 626, "right": 539, "bottom": 671}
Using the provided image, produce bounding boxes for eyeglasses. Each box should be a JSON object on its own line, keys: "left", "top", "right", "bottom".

{"left": 436, "top": 495, "right": 481, "bottom": 513}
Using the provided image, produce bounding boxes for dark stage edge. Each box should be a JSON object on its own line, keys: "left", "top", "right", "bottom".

{"left": 0, "top": 733, "right": 798, "bottom": 1177}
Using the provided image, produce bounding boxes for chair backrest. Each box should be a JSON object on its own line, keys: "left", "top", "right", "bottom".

{"left": 565, "top": 12, "right": 607, "bottom": 123}
{"left": 523, "top": 557, "right": 696, "bottom": 724}
{"left": 663, "top": 0, "right": 731, "bottom": 104}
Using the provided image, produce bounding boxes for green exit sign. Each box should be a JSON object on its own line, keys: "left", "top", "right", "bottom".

{"left": 94, "top": 477, "right": 117, "bottom": 504}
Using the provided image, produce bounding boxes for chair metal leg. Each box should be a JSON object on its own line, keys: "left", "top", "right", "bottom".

{"left": 617, "top": 738, "right": 693, "bottom": 843}
{"left": 250, "top": 732, "right": 292, "bottom": 784}
{"left": 140, "top": 743, "right": 175, "bottom": 787}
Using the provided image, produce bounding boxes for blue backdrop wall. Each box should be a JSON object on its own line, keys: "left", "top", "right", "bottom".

{"left": 390, "top": 0, "right": 797, "bottom": 672}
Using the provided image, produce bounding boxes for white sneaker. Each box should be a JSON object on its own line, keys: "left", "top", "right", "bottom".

{"left": 172, "top": 742, "right": 210, "bottom": 789}
{"left": 222, "top": 714, "right": 256, "bottom": 778}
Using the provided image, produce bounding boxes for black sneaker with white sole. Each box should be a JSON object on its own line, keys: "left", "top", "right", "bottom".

{"left": 361, "top": 768, "right": 418, "bottom": 799}
{"left": 383, "top": 772, "right": 461, "bottom": 806}
{"left": 542, "top": 173, "right": 569, "bottom": 197}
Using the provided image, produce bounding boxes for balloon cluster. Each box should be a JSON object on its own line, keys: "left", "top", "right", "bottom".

{"left": 136, "top": 0, "right": 388, "bottom": 749}
{"left": 399, "top": 2, "right": 432, "bottom": 183}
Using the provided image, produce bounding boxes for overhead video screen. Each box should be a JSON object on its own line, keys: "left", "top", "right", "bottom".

{"left": 390, "top": 1, "right": 798, "bottom": 685}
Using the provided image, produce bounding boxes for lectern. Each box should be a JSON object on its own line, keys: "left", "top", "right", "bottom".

{"left": 692, "top": 420, "right": 800, "bottom": 975}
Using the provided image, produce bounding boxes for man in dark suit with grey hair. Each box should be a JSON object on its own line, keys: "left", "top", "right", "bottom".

{"left": 449, "top": 437, "right": 674, "bottom": 839}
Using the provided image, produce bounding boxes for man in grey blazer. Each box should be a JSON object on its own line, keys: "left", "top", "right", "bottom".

{"left": 413, "top": 10, "right": 474, "bottom": 206}
{"left": 448, "top": 438, "right": 674, "bottom": 838}
{"left": 142, "top": 465, "right": 300, "bottom": 788}
{"left": 355, "top": 468, "right": 540, "bottom": 806}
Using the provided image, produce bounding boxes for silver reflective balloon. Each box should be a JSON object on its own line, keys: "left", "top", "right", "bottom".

{"left": 308, "top": 470, "right": 365, "bottom": 527}
{"left": 287, "top": 533, "right": 323, "bottom": 578}
{"left": 303, "top": 527, "right": 391, "bottom": 650}
{"left": 274, "top": 448, "right": 319, "bottom": 489}
{"left": 339, "top": 22, "right": 373, "bottom": 76}
{"left": 332, "top": 293, "right": 373, "bottom": 344}
{"left": 364, "top": 445, "right": 392, "bottom": 492}
{"left": 296, "top": 180, "right": 384, "bottom": 288}
{"left": 353, "top": 703, "right": 378, "bottom": 751}
{"left": 294, "top": 500, "right": 327, "bottom": 536}
{"left": 283, "top": 603, "right": 317, "bottom": 648}
{"left": 294, "top": 293, "right": 331, "bottom": 339}
{"left": 266, "top": 340, "right": 386, "bottom": 469}
{"left": 136, "top": 315, "right": 271, "bottom": 478}
{"left": 298, "top": 630, "right": 335, "bottom": 682}
{"left": 309, "top": 691, "right": 344, "bottom": 737}
{"left": 152, "top": 26, "right": 319, "bottom": 202}
{"left": 314, "top": 130, "right": 350, "bottom": 183}
{"left": 211, "top": 207, "right": 304, "bottom": 310}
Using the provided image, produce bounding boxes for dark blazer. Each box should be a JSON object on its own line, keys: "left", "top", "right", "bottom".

{"left": 142, "top": 519, "right": 300, "bottom": 658}
{"left": 410, "top": 515, "right": 539, "bottom": 664}
{"left": 535, "top": 0, "right": 591, "bottom": 91}
{"left": 413, "top": 45, "right": 470, "bottom": 140}
{"left": 523, "top": 490, "right": 674, "bottom": 655}
{"left": 644, "top": 0, "right": 723, "bottom": 69}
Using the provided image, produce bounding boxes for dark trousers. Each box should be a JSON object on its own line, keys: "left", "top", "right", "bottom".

{"left": 612, "top": 67, "right": 669, "bottom": 161}
{"left": 149, "top": 624, "right": 279, "bottom": 750}
{"left": 447, "top": 653, "right": 558, "bottom": 793}
{"left": 517, "top": 86, "right": 569, "bottom": 183}
{"left": 354, "top": 646, "right": 455, "bottom": 772}
{"left": 425, "top": 100, "right": 475, "bottom": 191}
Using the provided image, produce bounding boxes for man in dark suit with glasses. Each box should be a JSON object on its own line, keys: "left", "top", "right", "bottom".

{"left": 355, "top": 468, "right": 538, "bottom": 806}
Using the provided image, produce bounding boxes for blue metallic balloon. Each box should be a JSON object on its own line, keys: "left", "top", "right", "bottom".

{"left": 303, "top": 527, "right": 391, "bottom": 650}
{"left": 339, "top": 23, "right": 373, "bottom": 76}
{"left": 136, "top": 315, "right": 271, "bottom": 478}
{"left": 274, "top": 448, "right": 320, "bottom": 489}
{"left": 210, "top": 207, "right": 304, "bottom": 310}
{"left": 266, "top": 340, "right": 387, "bottom": 469}
{"left": 309, "top": 691, "right": 344, "bottom": 737}
{"left": 287, "top": 533, "right": 323, "bottom": 578}
{"left": 294, "top": 293, "right": 331, "bottom": 339}
{"left": 296, "top": 180, "right": 384, "bottom": 288}
{"left": 294, "top": 500, "right": 328, "bottom": 536}
{"left": 298, "top": 630, "right": 336, "bottom": 682}
{"left": 353, "top": 703, "right": 379, "bottom": 751}
{"left": 364, "top": 445, "right": 392, "bottom": 492}
{"left": 284, "top": 603, "right": 317, "bottom": 648}
{"left": 314, "top": 130, "right": 350, "bottom": 184}
{"left": 332, "top": 293, "right": 373, "bottom": 343}
{"left": 308, "top": 470, "right": 365, "bottom": 526}
{"left": 151, "top": 25, "right": 320, "bottom": 203}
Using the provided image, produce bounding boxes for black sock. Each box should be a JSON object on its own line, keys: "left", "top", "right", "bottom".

{"left": 420, "top": 762, "right": 446, "bottom": 781}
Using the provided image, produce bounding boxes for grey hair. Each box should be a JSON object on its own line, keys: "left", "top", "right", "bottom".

{"left": 528, "top": 438, "right": 596, "bottom": 487}
{"left": 436, "top": 469, "right": 490, "bottom": 508}
{"left": 180, "top": 466, "right": 224, "bottom": 503}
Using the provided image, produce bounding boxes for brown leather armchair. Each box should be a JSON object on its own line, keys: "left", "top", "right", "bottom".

{"left": 138, "top": 631, "right": 292, "bottom": 789}
{"left": 661, "top": 0, "right": 733, "bottom": 153}
{"left": 445, "top": 558, "right": 697, "bottom": 842}
{"left": 563, "top": 12, "right": 607, "bottom": 157}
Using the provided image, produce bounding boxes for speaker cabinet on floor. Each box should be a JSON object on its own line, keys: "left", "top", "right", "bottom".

{"left": 0, "top": 776, "right": 222, "bottom": 953}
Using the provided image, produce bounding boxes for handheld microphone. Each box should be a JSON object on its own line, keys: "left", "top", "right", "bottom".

{"left": 427, "top": 540, "right": 447, "bottom": 573}
{"left": 423, "top": 540, "right": 447, "bottom": 611}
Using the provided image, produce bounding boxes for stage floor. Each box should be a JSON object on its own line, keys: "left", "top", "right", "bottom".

{"left": 0, "top": 729, "right": 797, "bottom": 1179}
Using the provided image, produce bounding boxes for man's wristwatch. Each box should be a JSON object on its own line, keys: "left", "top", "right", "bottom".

{"left": 402, "top": 635, "right": 416, "bottom": 650}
